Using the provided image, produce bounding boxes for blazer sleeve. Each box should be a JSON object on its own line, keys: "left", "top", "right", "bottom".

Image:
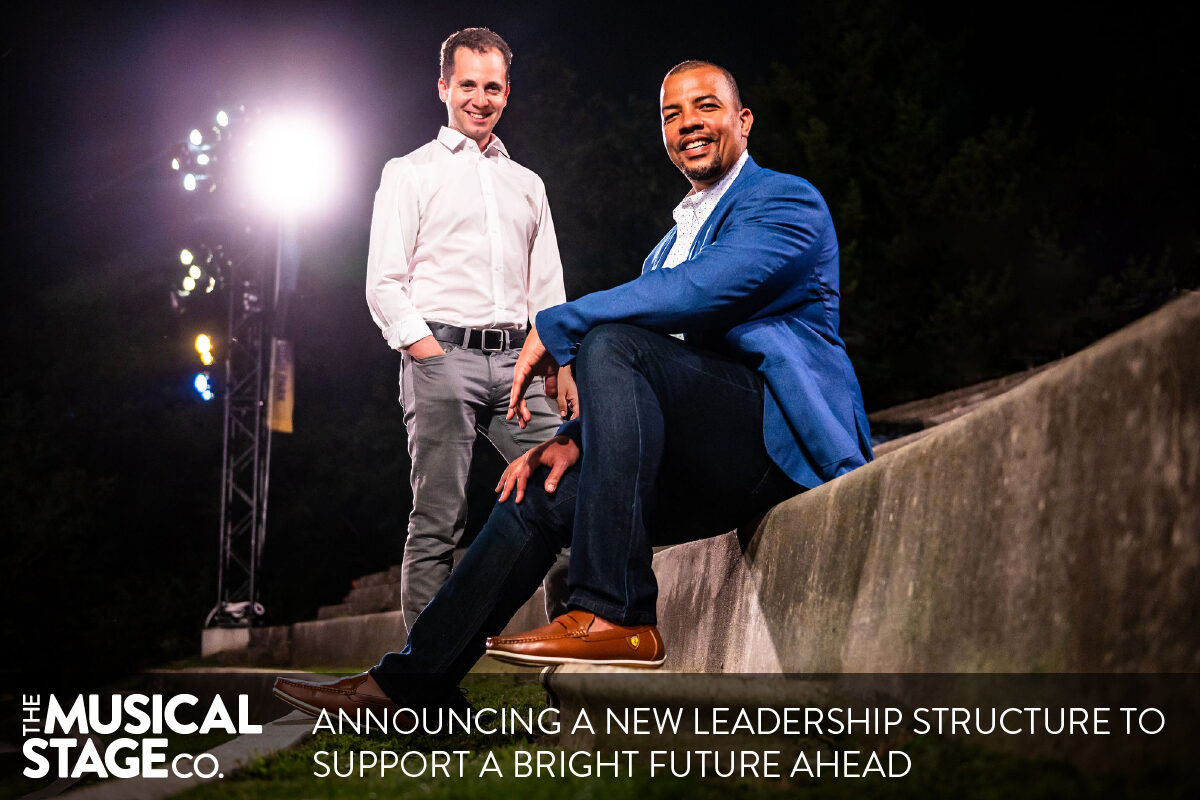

{"left": 537, "top": 177, "right": 828, "bottom": 365}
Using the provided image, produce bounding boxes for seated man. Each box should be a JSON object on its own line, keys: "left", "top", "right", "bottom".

{"left": 274, "top": 60, "right": 872, "bottom": 716}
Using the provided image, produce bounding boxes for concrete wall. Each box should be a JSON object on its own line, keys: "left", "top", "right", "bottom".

{"left": 214, "top": 294, "right": 1198, "bottom": 674}
{"left": 217, "top": 586, "right": 552, "bottom": 669}
{"left": 649, "top": 291, "right": 1200, "bottom": 673}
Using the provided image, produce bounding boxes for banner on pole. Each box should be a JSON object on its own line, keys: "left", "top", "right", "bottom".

{"left": 268, "top": 338, "right": 294, "bottom": 433}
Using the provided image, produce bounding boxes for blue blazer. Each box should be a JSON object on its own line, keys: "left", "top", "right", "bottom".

{"left": 537, "top": 156, "right": 873, "bottom": 489}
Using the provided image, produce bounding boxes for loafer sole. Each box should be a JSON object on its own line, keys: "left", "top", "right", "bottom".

{"left": 272, "top": 685, "right": 325, "bottom": 717}
{"left": 485, "top": 650, "right": 665, "bottom": 669}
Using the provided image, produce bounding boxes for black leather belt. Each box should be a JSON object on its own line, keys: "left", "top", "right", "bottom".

{"left": 426, "top": 322, "right": 527, "bottom": 352}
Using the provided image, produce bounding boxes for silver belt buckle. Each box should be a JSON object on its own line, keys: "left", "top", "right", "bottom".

{"left": 481, "top": 328, "right": 506, "bottom": 352}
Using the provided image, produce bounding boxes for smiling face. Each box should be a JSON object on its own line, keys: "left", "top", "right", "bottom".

{"left": 660, "top": 65, "right": 754, "bottom": 191}
{"left": 438, "top": 46, "right": 510, "bottom": 148}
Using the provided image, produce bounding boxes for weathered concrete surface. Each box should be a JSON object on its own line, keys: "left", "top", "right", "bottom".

{"left": 289, "top": 611, "right": 409, "bottom": 667}
{"left": 215, "top": 294, "right": 1197, "bottom": 675}
{"left": 317, "top": 582, "right": 403, "bottom": 619}
{"left": 287, "top": 589, "right": 551, "bottom": 668}
{"left": 642, "top": 291, "right": 1200, "bottom": 673}
{"left": 210, "top": 537, "right": 551, "bottom": 667}
{"left": 216, "top": 585, "right": 549, "bottom": 669}
{"left": 869, "top": 362, "right": 1055, "bottom": 433}
{"left": 199, "top": 627, "right": 249, "bottom": 658}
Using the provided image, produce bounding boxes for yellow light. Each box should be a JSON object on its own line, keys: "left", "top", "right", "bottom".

{"left": 188, "top": 265, "right": 202, "bottom": 280}
{"left": 200, "top": 351, "right": 214, "bottom": 366}
{"left": 205, "top": 277, "right": 217, "bottom": 293}
{"left": 195, "top": 334, "right": 212, "bottom": 355}
{"left": 179, "top": 248, "right": 194, "bottom": 266}
{"left": 182, "top": 276, "right": 197, "bottom": 292}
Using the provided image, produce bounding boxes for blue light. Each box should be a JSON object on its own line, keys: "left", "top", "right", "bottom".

{"left": 193, "top": 371, "right": 214, "bottom": 401}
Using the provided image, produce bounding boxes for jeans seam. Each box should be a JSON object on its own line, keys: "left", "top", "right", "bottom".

{"left": 675, "top": 358, "right": 763, "bottom": 394}
{"left": 421, "top": 510, "right": 547, "bottom": 676}
{"left": 748, "top": 463, "right": 777, "bottom": 499}
{"left": 620, "top": 365, "right": 649, "bottom": 623}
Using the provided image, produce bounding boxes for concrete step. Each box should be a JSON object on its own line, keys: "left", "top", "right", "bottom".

{"left": 315, "top": 603, "right": 355, "bottom": 620}
{"left": 210, "top": 293, "right": 1199, "bottom": 681}
{"left": 340, "top": 582, "right": 404, "bottom": 613}
{"left": 676, "top": 293, "right": 1200, "bottom": 676}
{"left": 868, "top": 361, "right": 1056, "bottom": 436}
{"left": 549, "top": 291, "right": 1200, "bottom": 679}
{"left": 205, "top": 585, "right": 551, "bottom": 670}
{"left": 539, "top": 293, "right": 1200, "bottom": 779}
{"left": 352, "top": 565, "right": 404, "bottom": 589}
{"left": 315, "top": 549, "right": 475, "bottom": 620}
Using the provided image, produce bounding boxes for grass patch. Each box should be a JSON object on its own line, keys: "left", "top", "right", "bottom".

{"left": 167, "top": 675, "right": 1170, "bottom": 800}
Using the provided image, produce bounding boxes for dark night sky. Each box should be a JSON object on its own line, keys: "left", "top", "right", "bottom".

{"left": 4, "top": 1, "right": 1194, "bottom": 287}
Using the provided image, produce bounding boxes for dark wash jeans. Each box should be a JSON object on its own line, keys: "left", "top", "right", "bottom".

{"left": 371, "top": 324, "right": 801, "bottom": 703}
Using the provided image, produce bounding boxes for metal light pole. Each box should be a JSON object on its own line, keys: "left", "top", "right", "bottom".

{"left": 207, "top": 238, "right": 275, "bottom": 627}
{"left": 173, "top": 107, "right": 339, "bottom": 629}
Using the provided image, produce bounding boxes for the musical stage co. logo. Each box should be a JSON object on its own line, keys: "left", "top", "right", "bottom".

{"left": 21, "top": 693, "right": 262, "bottom": 780}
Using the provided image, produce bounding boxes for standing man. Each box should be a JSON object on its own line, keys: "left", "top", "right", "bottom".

{"left": 277, "top": 60, "right": 870, "bottom": 716}
{"left": 366, "top": 28, "right": 577, "bottom": 631}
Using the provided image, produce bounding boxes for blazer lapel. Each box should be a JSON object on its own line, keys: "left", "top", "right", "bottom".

{"left": 643, "top": 227, "right": 678, "bottom": 274}
{"left": 691, "top": 156, "right": 763, "bottom": 257}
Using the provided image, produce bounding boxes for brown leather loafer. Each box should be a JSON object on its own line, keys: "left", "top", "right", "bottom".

{"left": 272, "top": 672, "right": 399, "bottom": 718}
{"left": 485, "top": 610, "right": 666, "bottom": 668}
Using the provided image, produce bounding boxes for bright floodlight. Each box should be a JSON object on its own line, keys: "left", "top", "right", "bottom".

{"left": 183, "top": 174, "right": 198, "bottom": 192}
{"left": 216, "top": 109, "right": 230, "bottom": 127}
{"left": 171, "top": 157, "right": 181, "bottom": 171}
{"left": 189, "top": 129, "right": 203, "bottom": 146}
{"left": 243, "top": 113, "right": 343, "bottom": 216}
{"left": 195, "top": 334, "right": 212, "bottom": 355}
{"left": 180, "top": 248, "right": 194, "bottom": 266}
{"left": 196, "top": 153, "right": 211, "bottom": 166}
{"left": 182, "top": 276, "right": 197, "bottom": 292}
{"left": 205, "top": 276, "right": 217, "bottom": 293}
{"left": 188, "top": 265, "right": 202, "bottom": 280}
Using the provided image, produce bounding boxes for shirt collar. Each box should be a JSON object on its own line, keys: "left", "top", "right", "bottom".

{"left": 437, "top": 125, "right": 510, "bottom": 158}
{"left": 673, "top": 149, "right": 750, "bottom": 220}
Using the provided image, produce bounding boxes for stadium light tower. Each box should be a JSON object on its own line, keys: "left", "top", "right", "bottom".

{"left": 172, "top": 106, "right": 344, "bottom": 629}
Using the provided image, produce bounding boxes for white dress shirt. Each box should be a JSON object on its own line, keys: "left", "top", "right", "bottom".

{"left": 660, "top": 149, "right": 750, "bottom": 271}
{"left": 366, "top": 126, "right": 567, "bottom": 350}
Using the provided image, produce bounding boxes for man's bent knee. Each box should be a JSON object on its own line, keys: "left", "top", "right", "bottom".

{"left": 577, "top": 323, "right": 660, "bottom": 372}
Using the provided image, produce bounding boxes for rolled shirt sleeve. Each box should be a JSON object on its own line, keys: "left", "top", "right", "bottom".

{"left": 365, "top": 159, "right": 434, "bottom": 350}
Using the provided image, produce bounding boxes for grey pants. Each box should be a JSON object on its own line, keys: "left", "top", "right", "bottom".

{"left": 400, "top": 341, "right": 568, "bottom": 630}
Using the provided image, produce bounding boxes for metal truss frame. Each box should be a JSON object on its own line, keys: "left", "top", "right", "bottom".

{"left": 205, "top": 255, "right": 274, "bottom": 628}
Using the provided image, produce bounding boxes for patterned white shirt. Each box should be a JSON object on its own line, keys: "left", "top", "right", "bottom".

{"left": 660, "top": 149, "right": 750, "bottom": 271}
{"left": 366, "top": 126, "right": 566, "bottom": 350}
